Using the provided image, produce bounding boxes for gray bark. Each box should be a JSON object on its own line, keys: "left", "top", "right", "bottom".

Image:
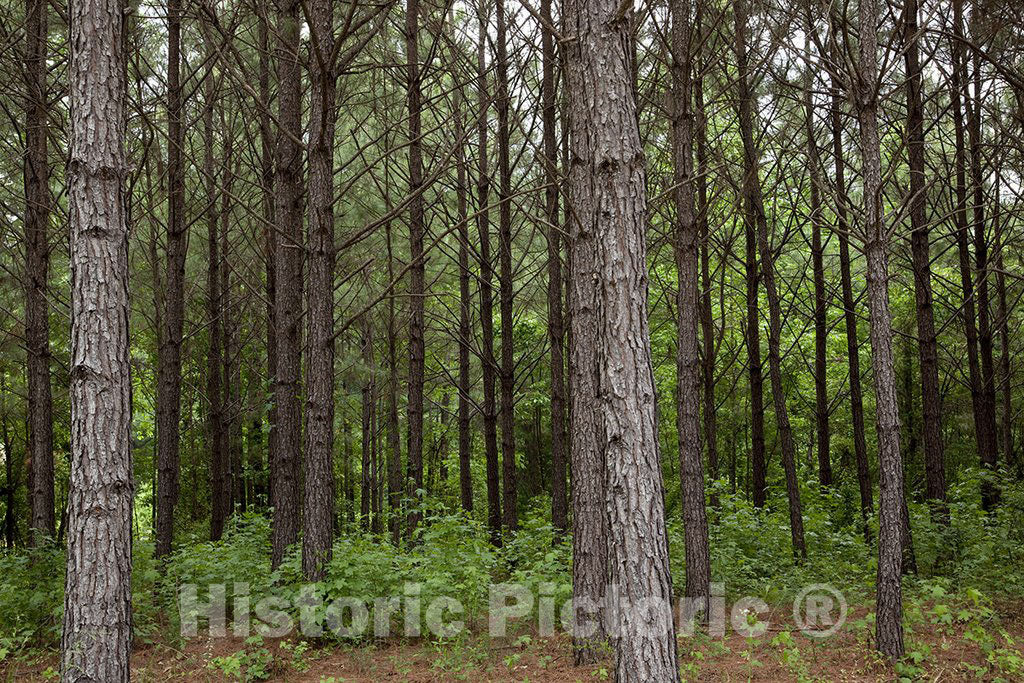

{"left": 62, "top": 0, "right": 133, "bottom": 674}
{"left": 564, "top": 0, "right": 680, "bottom": 677}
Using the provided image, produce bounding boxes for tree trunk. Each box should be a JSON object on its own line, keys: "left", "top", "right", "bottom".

{"left": 542, "top": 0, "right": 568, "bottom": 535}
{"left": 694, "top": 0, "right": 718, "bottom": 507}
{"left": 386, "top": 217, "right": 403, "bottom": 544}
{"left": 2, "top": 406, "right": 15, "bottom": 549}
{"left": 495, "top": 0, "right": 518, "bottom": 533}
{"left": 63, "top": 0, "right": 133, "bottom": 673}
{"left": 362, "top": 320, "right": 374, "bottom": 530}
{"left": 903, "top": 0, "right": 946, "bottom": 510}
{"left": 304, "top": 0, "right": 337, "bottom": 579}
{"left": 994, "top": 172, "right": 1013, "bottom": 472}
{"left": 476, "top": 4, "right": 502, "bottom": 543}
{"left": 670, "top": 0, "right": 711, "bottom": 614}
{"left": 967, "top": 4, "right": 1000, "bottom": 508}
{"left": 950, "top": 0, "right": 991, "bottom": 510}
{"left": 830, "top": 62, "right": 873, "bottom": 543}
{"left": 565, "top": 0, "right": 680, "bottom": 677}
{"left": 454, "top": 60, "right": 474, "bottom": 515}
{"left": 803, "top": 30, "right": 832, "bottom": 489}
{"left": 259, "top": 4, "right": 276, "bottom": 517}
{"left": 405, "top": 0, "right": 426, "bottom": 537}
{"left": 733, "top": 0, "right": 766, "bottom": 515}
{"left": 24, "top": 0, "right": 55, "bottom": 547}
{"left": 736, "top": 0, "right": 805, "bottom": 558}
{"left": 221, "top": 133, "right": 242, "bottom": 515}
{"left": 857, "top": 0, "right": 905, "bottom": 658}
{"left": 271, "top": 0, "right": 304, "bottom": 569}
{"left": 204, "top": 56, "right": 228, "bottom": 543}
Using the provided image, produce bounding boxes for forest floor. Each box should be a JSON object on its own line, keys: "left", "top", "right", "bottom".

{"left": 5, "top": 598, "right": 1024, "bottom": 682}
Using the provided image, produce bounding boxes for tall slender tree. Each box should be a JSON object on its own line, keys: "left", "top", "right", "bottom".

{"left": 541, "top": 0, "right": 568, "bottom": 535}
{"left": 24, "top": 0, "right": 54, "bottom": 546}
{"left": 271, "top": 0, "right": 304, "bottom": 569}
{"left": 903, "top": 0, "right": 946, "bottom": 508}
{"left": 476, "top": 0, "right": 502, "bottom": 542}
{"left": 856, "top": 0, "right": 905, "bottom": 658}
{"left": 304, "top": 0, "right": 337, "bottom": 579}
{"left": 495, "top": 0, "right": 518, "bottom": 532}
{"left": 669, "top": 0, "right": 711, "bottom": 614}
{"left": 405, "top": 0, "right": 427, "bottom": 537}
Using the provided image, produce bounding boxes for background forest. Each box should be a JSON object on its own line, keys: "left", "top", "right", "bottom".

{"left": 0, "top": 0, "right": 1023, "bottom": 679}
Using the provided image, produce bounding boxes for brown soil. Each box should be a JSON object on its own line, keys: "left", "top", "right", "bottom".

{"left": 4, "top": 600, "right": 1021, "bottom": 682}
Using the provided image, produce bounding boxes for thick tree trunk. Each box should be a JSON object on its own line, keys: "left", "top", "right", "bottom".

{"left": 271, "top": 0, "right": 304, "bottom": 569}
{"left": 830, "top": 65, "right": 873, "bottom": 543}
{"left": 405, "top": 0, "right": 426, "bottom": 537}
{"left": 565, "top": 46, "right": 607, "bottom": 673}
{"left": 670, "top": 0, "right": 711, "bottom": 615}
{"left": 542, "top": 0, "right": 568, "bottom": 535}
{"left": 857, "top": 0, "right": 905, "bottom": 658}
{"left": 304, "top": 0, "right": 337, "bottom": 579}
{"left": 565, "top": 0, "right": 680, "bottom": 677}
{"left": 63, "top": 0, "right": 133, "bottom": 674}
{"left": 24, "top": 0, "right": 55, "bottom": 547}
{"left": 476, "top": 5, "right": 502, "bottom": 543}
{"left": 495, "top": 0, "right": 518, "bottom": 532}
{"left": 903, "top": 0, "right": 946, "bottom": 509}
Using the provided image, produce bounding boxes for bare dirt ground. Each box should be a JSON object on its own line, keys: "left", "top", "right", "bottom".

{"left": 5, "top": 600, "right": 1022, "bottom": 681}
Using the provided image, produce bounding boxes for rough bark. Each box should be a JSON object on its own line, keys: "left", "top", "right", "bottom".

{"left": 857, "top": 0, "right": 905, "bottom": 658}
{"left": 542, "top": 0, "right": 568, "bottom": 535}
{"left": 405, "top": 0, "right": 426, "bottom": 537}
{"left": 304, "top": 0, "right": 337, "bottom": 579}
{"left": 903, "top": 0, "right": 946, "bottom": 509}
{"left": 62, "top": 0, "right": 133, "bottom": 673}
{"left": 564, "top": 0, "right": 680, "bottom": 677}
{"left": 670, "top": 0, "right": 711, "bottom": 614}
{"left": 271, "top": 0, "right": 304, "bottom": 569}
{"left": 24, "top": 0, "right": 55, "bottom": 547}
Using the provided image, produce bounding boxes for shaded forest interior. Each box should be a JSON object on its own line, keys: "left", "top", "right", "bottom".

{"left": 2, "top": 0, "right": 1024, "bottom": 680}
